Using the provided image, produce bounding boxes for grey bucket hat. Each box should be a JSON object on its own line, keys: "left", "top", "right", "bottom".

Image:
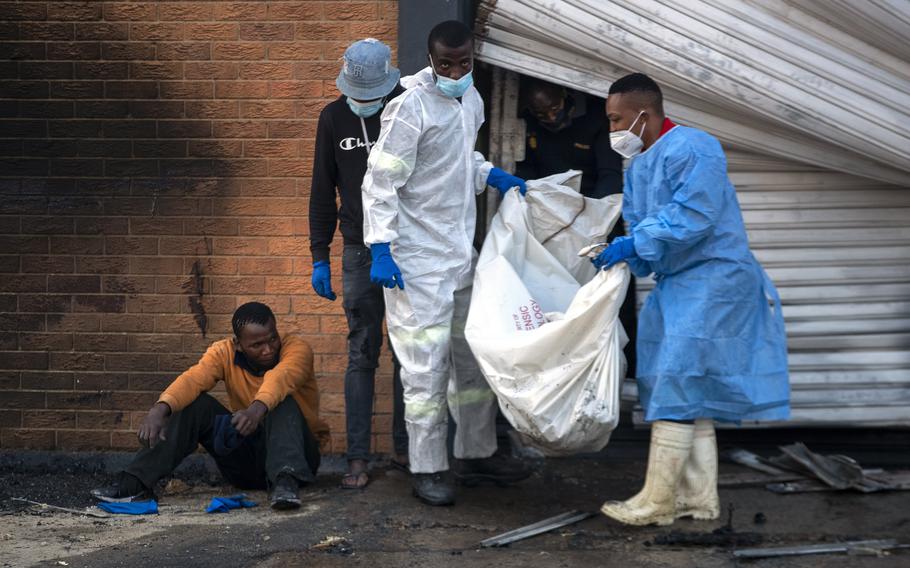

{"left": 336, "top": 38, "right": 401, "bottom": 100}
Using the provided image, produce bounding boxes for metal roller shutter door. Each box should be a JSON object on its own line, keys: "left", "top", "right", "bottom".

{"left": 625, "top": 155, "right": 910, "bottom": 426}
{"left": 476, "top": 0, "right": 910, "bottom": 426}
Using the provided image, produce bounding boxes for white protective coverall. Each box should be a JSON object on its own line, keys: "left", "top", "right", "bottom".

{"left": 361, "top": 67, "right": 497, "bottom": 474}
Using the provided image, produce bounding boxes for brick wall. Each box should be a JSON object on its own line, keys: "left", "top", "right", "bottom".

{"left": 0, "top": 1, "right": 398, "bottom": 453}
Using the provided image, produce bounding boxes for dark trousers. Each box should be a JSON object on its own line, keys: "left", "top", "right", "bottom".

{"left": 124, "top": 394, "right": 320, "bottom": 491}
{"left": 342, "top": 245, "right": 408, "bottom": 461}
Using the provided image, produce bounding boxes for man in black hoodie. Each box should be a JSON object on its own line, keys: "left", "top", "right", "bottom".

{"left": 308, "top": 38, "right": 407, "bottom": 489}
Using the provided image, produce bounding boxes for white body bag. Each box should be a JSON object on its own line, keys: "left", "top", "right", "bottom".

{"left": 466, "top": 171, "right": 630, "bottom": 455}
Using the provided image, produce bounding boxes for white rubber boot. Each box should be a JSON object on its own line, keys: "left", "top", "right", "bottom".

{"left": 675, "top": 419, "right": 720, "bottom": 520}
{"left": 600, "top": 421, "right": 695, "bottom": 526}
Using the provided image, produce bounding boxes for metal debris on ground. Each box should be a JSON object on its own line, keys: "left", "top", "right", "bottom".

{"left": 768, "top": 471, "right": 910, "bottom": 494}
{"left": 479, "top": 510, "right": 594, "bottom": 548}
{"left": 724, "top": 448, "right": 788, "bottom": 475}
{"left": 733, "top": 539, "right": 910, "bottom": 559}
{"left": 311, "top": 535, "right": 353, "bottom": 555}
{"left": 776, "top": 443, "right": 864, "bottom": 489}
{"left": 723, "top": 445, "right": 910, "bottom": 494}
{"left": 718, "top": 471, "right": 805, "bottom": 488}
{"left": 11, "top": 497, "right": 110, "bottom": 519}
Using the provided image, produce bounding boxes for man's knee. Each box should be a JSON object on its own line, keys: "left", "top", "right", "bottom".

{"left": 269, "top": 396, "right": 301, "bottom": 416}
{"left": 405, "top": 396, "right": 448, "bottom": 426}
{"left": 347, "top": 329, "right": 383, "bottom": 371}
{"left": 263, "top": 396, "right": 309, "bottom": 432}
{"left": 181, "top": 392, "right": 222, "bottom": 412}
{"left": 166, "top": 393, "right": 225, "bottom": 427}
{"left": 347, "top": 349, "right": 381, "bottom": 372}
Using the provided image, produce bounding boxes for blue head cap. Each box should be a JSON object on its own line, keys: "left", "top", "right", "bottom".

{"left": 336, "top": 38, "right": 400, "bottom": 101}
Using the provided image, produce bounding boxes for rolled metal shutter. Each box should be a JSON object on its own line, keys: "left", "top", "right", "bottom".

{"left": 628, "top": 154, "right": 910, "bottom": 426}
{"left": 476, "top": 0, "right": 910, "bottom": 426}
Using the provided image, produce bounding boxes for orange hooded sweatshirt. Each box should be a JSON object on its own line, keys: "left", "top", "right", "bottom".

{"left": 157, "top": 334, "right": 329, "bottom": 450}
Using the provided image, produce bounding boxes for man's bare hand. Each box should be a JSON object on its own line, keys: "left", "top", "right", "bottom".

{"left": 138, "top": 402, "right": 171, "bottom": 448}
{"left": 231, "top": 400, "right": 268, "bottom": 437}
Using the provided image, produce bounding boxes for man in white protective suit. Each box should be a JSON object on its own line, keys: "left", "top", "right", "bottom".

{"left": 361, "top": 20, "right": 532, "bottom": 506}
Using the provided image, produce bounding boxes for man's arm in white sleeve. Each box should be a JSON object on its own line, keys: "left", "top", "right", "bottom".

{"left": 472, "top": 151, "right": 494, "bottom": 195}
{"left": 362, "top": 94, "right": 423, "bottom": 245}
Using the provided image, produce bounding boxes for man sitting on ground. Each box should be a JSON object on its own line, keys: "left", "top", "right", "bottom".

{"left": 91, "top": 302, "right": 329, "bottom": 510}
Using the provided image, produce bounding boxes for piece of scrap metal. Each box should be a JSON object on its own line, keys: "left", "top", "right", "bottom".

{"left": 778, "top": 443, "right": 864, "bottom": 489}
{"left": 480, "top": 510, "right": 595, "bottom": 548}
{"left": 12, "top": 497, "right": 111, "bottom": 519}
{"left": 733, "top": 539, "right": 909, "bottom": 559}
{"left": 767, "top": 471, "right": 910, "bottom": 494}
{"left": 717, "top": 472, "right": 806, "bottom": 488}
{"left": 727, "top": 445, "right": 910, "bottom": 495}
{"left": 724, "top": 448, "right": 789, "bottom": 475}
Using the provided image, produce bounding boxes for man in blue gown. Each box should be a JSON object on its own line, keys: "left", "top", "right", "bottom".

{"left": 593, "top": 73, "right": 790, "bottom": 526}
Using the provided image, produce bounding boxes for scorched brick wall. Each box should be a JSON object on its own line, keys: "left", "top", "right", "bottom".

{"left": 0, "top": 1, "right": 398, "bottom": 453}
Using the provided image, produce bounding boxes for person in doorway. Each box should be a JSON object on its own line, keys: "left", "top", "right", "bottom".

{"left": 515, "top": 78, "right": 636, "bottom": 377}
{"left": 361, "top": 20, "right": 532, "bottom": 506}
{"left": 90, "top": 302, "right": 329, "bottom": 510}
{"left": 309, "top": 38, "right": 409, "bottom": 490}
{"left": 593, "top": 73, "right": 790, "bottom": 526}
{"left": 516, "top": 79, "right": 622, "bottom": 199}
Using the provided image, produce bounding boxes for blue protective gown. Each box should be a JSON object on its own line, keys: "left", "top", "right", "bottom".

{"left": 624, "top": 125, "right": 790, "bottom": 422}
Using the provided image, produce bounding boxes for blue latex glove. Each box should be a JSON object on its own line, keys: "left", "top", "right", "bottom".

{"left": 487, "top": 167, "right": 527, "bottom": 195}
{"left": 311, "top": 260, "right": 337, "bottom": 301}
{"left": 592, "top": 236, "right": 636, "bottom": 270}
{"left": 206, "top": 494, "right": 258, "bottom": 514}
{"left": 369, "top": 243, "right": 404, "bottom": 290}
{"left": 213, "top": 414, "right": 244, "bottom": 457}
{"left": 97, "top": 500, "right": 158, "bottom": 515}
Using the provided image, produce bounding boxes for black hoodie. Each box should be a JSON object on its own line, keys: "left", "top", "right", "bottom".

{"left": 308, "top": 85, "right": 405, "bottom": 263}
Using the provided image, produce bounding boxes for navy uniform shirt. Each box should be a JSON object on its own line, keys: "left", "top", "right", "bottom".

{"left": 515, "top": 91, "right": 623, "bottom": 199}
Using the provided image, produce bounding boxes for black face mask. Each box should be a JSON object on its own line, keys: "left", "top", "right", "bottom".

{"left": 538, "top": 104, "right": 572, "bottom": 132}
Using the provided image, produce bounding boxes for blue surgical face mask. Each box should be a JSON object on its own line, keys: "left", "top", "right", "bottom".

{"left": 430, "top": 55, "right": 474, "bottom": 98}
{"left": 346, "top": 97, "right": 384, "bottom": 118}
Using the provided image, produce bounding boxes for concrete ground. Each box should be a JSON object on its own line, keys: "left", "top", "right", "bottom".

{"left": 1, "top": 445, "right": 909, "bottom": 568}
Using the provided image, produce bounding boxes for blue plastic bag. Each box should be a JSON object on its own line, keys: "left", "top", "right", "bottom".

{"left": 97, "top": 500, "right": 158, "bottom": 515}
{"left": 206, "top": 493, "right": 257, "bottom": 514}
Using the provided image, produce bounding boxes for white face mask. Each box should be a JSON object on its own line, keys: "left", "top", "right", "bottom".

{"left": 610, "top": 111, "right": 646, "bottom": 159}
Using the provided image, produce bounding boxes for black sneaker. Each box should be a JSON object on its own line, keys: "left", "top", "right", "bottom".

{"left": 454, "top": 454, "right": 532, "bottom": 487}
{"left": 90, "top": 474, "right": 154, "bottom": 503}
{"left": 269, "top": 473, "right": 301, "bottom": 510}
{"left": 412, "top": 471, "right": 455, "bottom": 506}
